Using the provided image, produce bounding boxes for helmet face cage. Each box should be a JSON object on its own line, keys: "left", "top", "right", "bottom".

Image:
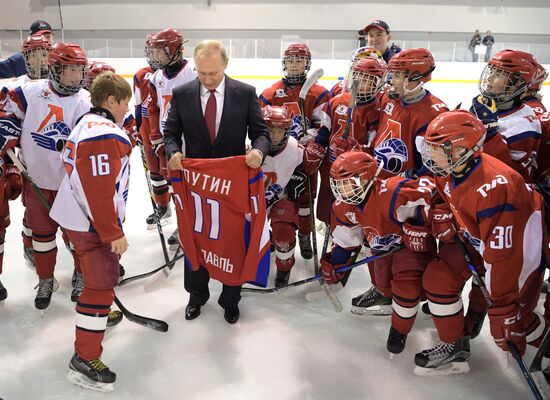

{"left": 479, "top": 64, "right": 528, "bottom": 103}
{"left": 22, "top": 46, "right": 50, "bottom": 79}
{"left": 330, "top": 175, "right": 371, "bottom": 205}
{"left": 283, "top": 54, "right": 311, "bottom": 84}
{"left": 350, "top": 69, "right": 386, "bottom": 103}
{"left": 49, "top": 63, "right": 88, "bottom": 95}
{"left": 269, "top": 125, "right": 290, "bottom": 153}
{"left": 420, "top": 137, "right": 483, "bottom": 178}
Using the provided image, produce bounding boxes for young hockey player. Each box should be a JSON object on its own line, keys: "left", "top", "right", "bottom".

{"left": 146, "top": 28, "right": 197, "bottom": 234}
{"left": 418, "top": 109, "right": 548, "bottom": 374}
{"left": 353, "top": 48, "right": 448, "bottom": 315}
{"left": 49, "top": 72, "right": 132, "bottom": 392}
{"left": 259, "top": 43, "right": 329, "bottom": 259}
{"left": 0, "top": 42, "right": 91, "bottom": 309}
{"left": 322, "top": 150, "right": 438, "bottom": 354}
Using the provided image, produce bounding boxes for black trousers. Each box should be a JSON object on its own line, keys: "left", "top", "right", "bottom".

{"left": 184, "top": 261, "right": 242, "bottom": 309}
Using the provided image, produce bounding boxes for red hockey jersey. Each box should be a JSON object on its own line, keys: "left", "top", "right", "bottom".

{"left": 434, "top": 153, "right": 544, "bottom": 308}
{"left": 331, "top": 176, "right": 436, "bottom": 252}
{"left": 372, "top": 91, "right": 448, "bottom": 178}
{"left": 171, "top": 156, "right": 271, "bottom": 286}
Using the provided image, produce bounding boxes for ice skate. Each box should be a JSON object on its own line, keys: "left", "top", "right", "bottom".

{"left": 414, "top": 337, "right": 471, "bottom": 376}
{"left": 351, "top": 285, "right": 392, "bottom": 316}
{"left": 34, "top": 276, "right": 59, "bottom": 311}
{"left": 145, "top": 205, "right": 171, "bottom": 230}
{"left": 67, "top": 353, "right": 115, "bottom": 392}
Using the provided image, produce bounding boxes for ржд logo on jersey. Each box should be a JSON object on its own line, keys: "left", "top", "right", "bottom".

{"left": 335, "top": 104, "right": 347, "bottom": 116}
{"left": 476, "top": 174, "right": 508, "bottom": 197}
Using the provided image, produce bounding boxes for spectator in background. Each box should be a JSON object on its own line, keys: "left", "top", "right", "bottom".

{"left": 469, "top": 29, "right": 481, "bottom": 62}
{"left": 357, "top": 29, "right": 367, "bottom": 48}
{"left": 483, "top": 30, "right": 495, "bottom": 62}
{"left": 0, "top": 20, "right": 53, "bottom": 78}
{"left": 364, "top": 20, "right": 395, "bottom": 63}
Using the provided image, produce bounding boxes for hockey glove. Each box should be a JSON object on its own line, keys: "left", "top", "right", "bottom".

{"left": 320, "top": 252, "right": 346, "bottom": 285}
{"left": 303, "top": 141, "right": 326, "bottom": 175}
{"left": 402, "top": 222, "right": 431, "bottom": 253}
{"left": 328, "top": 135, "right": 360, "bottom": 162}
{"left": 5, "top": 164, "right": 22, "bottom": 200}
{"left": 431, "top": 203, "right": 457, "bottom": 242}
{"left": 151, "top": 136, "right": 165, "bottom": 158}
{"left": 286, "top": 171, "right": 308, "bottom": 201}
{"left": 488, "top": 304, "right": 526, "bottom": 356}
{"left": 469, "top": 95, "right": 499, "bottom": 138}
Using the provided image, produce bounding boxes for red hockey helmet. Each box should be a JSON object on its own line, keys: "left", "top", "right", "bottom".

{"left": 350, "top": 57, "right": 388, "bottom": 103}
{"left": 421, "top": 110, "right": 486, "bottom": 177}
{"left": 479, "top": 49, "right": 538, "bottom": 103}
{"left": 530, "top": 60, "right": 548, "bottom": 92}
{"left": 263, "top": 105, "right": 292, "bottom": 153}
{"left": 86, "top": 61, "right": 116, "bottom": 89}
{"left": 388, "top": 48, "right": 435, "bottom": 83}
{"left": 330, "top": 150, "right": 382, "bottom": 205}
{"left": 48, "top": 42, "right": 88, "bottom": 95}
{"left": 21, "top": 34, "right": 51, "bottom": 79}
{"left": 282, "top": 43, "right": 311, "bottom": 84}
{"left": 148, "top": 28, "right": 185, "bottom": 68}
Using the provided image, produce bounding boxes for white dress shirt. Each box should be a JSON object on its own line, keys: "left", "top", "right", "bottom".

{"left": 200, "top": 77, "right": 225, "bottom": 138}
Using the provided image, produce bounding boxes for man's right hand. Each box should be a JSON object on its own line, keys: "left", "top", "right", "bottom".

{"left": 168, "top": 151, "right": 184, "bottom": 171}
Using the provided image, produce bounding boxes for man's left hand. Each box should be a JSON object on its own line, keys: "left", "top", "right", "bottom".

{"left": 245, "top": 149, "right": 263, "bottom": 169}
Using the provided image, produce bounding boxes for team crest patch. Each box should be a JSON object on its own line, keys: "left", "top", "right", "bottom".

{"left": 39, "top": 89, "right": 52, "bottom": 101}
{"left": 344, "top": 211, "right": 357, "bottom": 224}
{"left": 374, "top": 138, "right": 408, "bottom": 174}
{"left": 31, "top": 121, "right": 71, "bottom": 152}
{"left": 335, "top": 104, "right": 348, "bottom": 116}
{"left": 274, "top": 88, "right": 287, "bottom": 98}
{"left": 365, "top": 227, "right": 401, "bottom": 251}
{"left": 383, "top": 102, "right": 394, "bottom": 116}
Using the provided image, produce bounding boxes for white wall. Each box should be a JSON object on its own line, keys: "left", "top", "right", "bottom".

{"left": 2, "top": 1, "right": 550, "bottom": 35}
{"left": 96, "top": 58, "right": 550, "bottom": 109}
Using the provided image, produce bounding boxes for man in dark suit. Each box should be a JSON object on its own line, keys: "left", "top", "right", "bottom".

{"left": 163, "top": 40, "right": 270, "bottom": 324}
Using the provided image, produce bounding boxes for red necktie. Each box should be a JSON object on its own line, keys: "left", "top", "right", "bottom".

{"left": 204, "top": 89, "right": 217, "bottom": 144}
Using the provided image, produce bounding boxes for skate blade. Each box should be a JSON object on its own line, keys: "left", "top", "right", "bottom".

{"left": 414, "top": 362, "right": 470, "bottom": 377}
{"left": 147, "top": 218, "right": 171, "bottom": 230}
{"left": 53, "top": 278, "right": 59, "bottom": 293}
{"left": 67, "top": 370, "right": 114, "bottom": 392}
{"left": 389, "top": 352, "right": 400, "bottom": 360}
{"left": 0, "top": 300, "right": 5, "bottom": 307}
{"left": 351, "top": 305, "right": 392, "bottom": 316}
{"left": 530, "top": 371, "right": 550, "bottom": 400}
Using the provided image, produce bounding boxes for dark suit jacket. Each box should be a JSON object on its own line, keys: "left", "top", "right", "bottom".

{"left": 164, "top": 75, "right": 270, "bottom": 160}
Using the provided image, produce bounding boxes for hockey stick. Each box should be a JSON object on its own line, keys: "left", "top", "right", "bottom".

{"left": 342, "top": 79, "right": 359, "bottom": 140}
{"left": 113, "top": 296, "right": 168, "bottom": 332}
{"left": 455, "top": 232, "right": 546, "bottom": 399}
{"left": 509, "top": 341, "right": 545, "bottom": 400}
{"left": 7, "top": 148, "right": 169, "bottom": 333}
{"left": 298, "top": 69, "right": 342, "bottom": 312}
{"left": 118, "top": 251, "right": 185, "bottom": 286}
{"left": 143, "top": 246, "right": 183, "bottom": 292}
{"left": 242, "top": 245, "right": 403, "bottom": 294}
{"left": 137, "top": 143, "right": 171, "bottom": 269}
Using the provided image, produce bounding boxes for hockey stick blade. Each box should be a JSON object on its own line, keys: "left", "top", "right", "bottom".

{"left": 299, "top": 68, "right": 324, "bottom": 100}
{"left": 242, "top": 245, "right": 403, "bottom": 294}
{"left": 143, "top": 247, "right": 184, "bottom": 292}
{"left": 118, "top": 252, "right": 185, "bottom": 286}
{"left": 114, "top": 296, "right": 168, "bottom": 332}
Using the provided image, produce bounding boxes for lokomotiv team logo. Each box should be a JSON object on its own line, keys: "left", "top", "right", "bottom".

{"left": 374, "top": 138, "right": 408, "bottom": 174}
{"left": 31, "top": 121, "right": 71, "bottom": 152}
{"left": 290, "top": 115, "right": 310, "bottom": 139}
{"left": 365, "top": 228, "right": 401, "bottom": 251}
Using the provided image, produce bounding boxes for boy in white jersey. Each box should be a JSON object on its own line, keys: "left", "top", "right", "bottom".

{"left": 50, "top": 72, "right": 132, "bottom": 392}
{"left": 145, "top": 28, "right": 197, "bottom": 231}
{"left": 0, "top": 34, "right": 51, "bottom": 268}
{"left": 1, "top": 42, "right": 90, "bottom": 309}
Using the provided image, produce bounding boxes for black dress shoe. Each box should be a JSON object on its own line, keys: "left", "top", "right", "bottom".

{"left": 224, "top": 307, "right": 240, "bottom": 324}
{"left": 185, "top": 304, "right": 201, "bottom": 320}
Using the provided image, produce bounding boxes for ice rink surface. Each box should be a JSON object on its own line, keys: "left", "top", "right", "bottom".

{"left": 0, "top": 72, "right": 548, "bottom": 400}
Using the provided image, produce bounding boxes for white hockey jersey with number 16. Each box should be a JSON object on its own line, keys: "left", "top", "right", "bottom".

{"left": 50, "top": 112, "right": 132, "bottom": 243}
